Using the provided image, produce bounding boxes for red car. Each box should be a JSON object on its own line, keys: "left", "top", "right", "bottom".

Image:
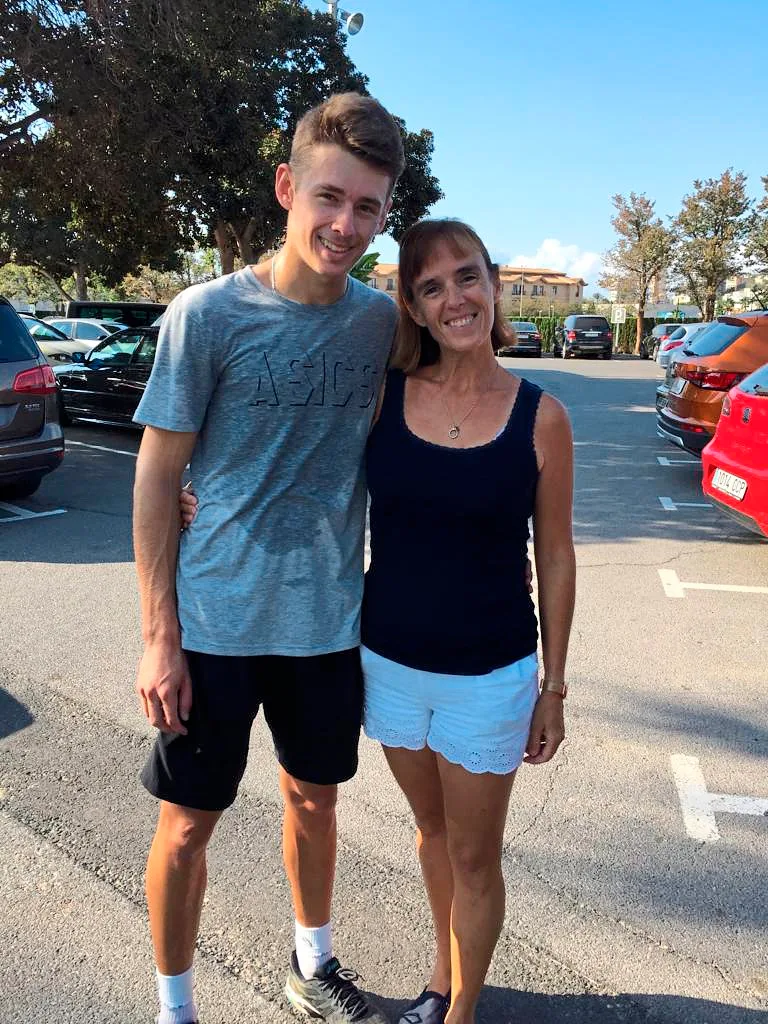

{"left": 702, "top": 362, "right": 768, "bottom": 538}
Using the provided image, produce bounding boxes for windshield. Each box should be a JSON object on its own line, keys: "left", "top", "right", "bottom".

{"left": 688, "top": 321, "right": 747, "bottom": 357}
{"left": 0, "top": 305, "right": 40, "bottom": 362}
{"left": 573, "top": 317, "right": 609, "bottom": 330}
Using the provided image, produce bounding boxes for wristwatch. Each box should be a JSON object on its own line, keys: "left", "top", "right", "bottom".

{"left": 540, "top": 678, "right": 568, "bottom": 699}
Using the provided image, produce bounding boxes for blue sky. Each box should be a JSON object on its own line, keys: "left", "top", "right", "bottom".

{"left": 322, "top": 0, "right": 768, "bottom": 292}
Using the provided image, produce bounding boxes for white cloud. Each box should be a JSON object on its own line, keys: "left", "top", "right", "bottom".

{"left": 503, "top": 238, "right": 605, "bottom": 287}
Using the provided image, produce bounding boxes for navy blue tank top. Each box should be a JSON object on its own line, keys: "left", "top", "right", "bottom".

{"left": 361, "top": 369, "right": 542, "bottom": 675}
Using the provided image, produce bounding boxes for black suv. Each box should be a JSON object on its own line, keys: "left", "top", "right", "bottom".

{"left": 555, "top": 315, "right": 613, "bottom": 359}
{"left": 0, "top": 296, "right": 64, "bottom": 498}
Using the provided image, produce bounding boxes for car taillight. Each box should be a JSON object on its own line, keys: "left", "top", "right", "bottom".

{"left": 533, "top": 333, "right": 541, "bottom": 341}
{"left": 567, "top": 330, "right": 576, "bottom": 340}
{"left": 660, "top": 334, "right": 670, "bottom": 341}
{"left": 606, "top": 331, "right": 613, "bottom": 341}
{"left": 676, "top": 366, "right": 746, "bottom": 391}
{"left": 12, "top": 364, "right": 57, "bottom": 395}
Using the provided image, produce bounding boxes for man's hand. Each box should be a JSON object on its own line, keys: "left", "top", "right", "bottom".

{"left": 136, "top": 640, "right": 192, "bottom": 735}
{"left": 523, "top": 693, "right": 565, "bottom": 764}
{"left": 179, "top": 483, "right": 198, "bottom": 530}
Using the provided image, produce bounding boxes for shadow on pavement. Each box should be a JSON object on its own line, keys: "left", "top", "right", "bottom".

{"left": 0, "top": 687, "right": 34, "bottom": 739}
{"left": 375, "top": 987, "right": 765, "bottom": 1023}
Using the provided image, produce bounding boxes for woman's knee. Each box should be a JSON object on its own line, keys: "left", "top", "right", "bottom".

{"left": 414, "top": 804, "right": 447, "bottom": 841}
{"left": 447, "top": 836, "right": 503, "bottom": 887}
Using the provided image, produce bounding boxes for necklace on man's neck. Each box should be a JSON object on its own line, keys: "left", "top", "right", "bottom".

{"left": 437, "top": 365, "right": 498, "bottom": 440}
{"left": 270, "top": 252, "right": 350, "bottom": 301}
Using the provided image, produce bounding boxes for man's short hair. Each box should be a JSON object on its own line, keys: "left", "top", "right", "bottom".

{"left": 290, "top": 92, "right": 405, "bottom": 192}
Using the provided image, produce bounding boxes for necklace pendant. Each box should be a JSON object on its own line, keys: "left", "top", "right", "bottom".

{"left": 448, "top": 425, "right": 460, "bottom": 439}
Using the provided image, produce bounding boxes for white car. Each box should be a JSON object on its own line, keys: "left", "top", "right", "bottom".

{"left": 657, "top": 322, "right": 710, "bottom": 368}
{"left": 44, "top": 317, "right": 128, "bottom": 352}
{"left": 19, "top": 313, "right": 84, "bottom": 361}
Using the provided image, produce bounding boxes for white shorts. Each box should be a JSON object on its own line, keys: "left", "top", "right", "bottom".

{"left": 361, "top": 646, "right": 539, "bottom": 775}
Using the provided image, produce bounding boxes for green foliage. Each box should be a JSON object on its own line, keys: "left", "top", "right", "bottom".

{"left": 350, "top": 252, "right": 379, "bottom": 284}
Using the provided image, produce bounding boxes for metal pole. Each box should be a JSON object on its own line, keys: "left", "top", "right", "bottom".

{"left": 519, "top": 269, "right": 524, "bottom": 319}
{"left": 327, "top": 1, "right": 337, "bottom": 16}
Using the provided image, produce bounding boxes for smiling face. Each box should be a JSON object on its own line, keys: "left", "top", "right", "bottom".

{"left": 406, "top": 241, "right": 500, "bottom": 357}
{"left": 276, "top": 143, "right": 392, "bottom": 283}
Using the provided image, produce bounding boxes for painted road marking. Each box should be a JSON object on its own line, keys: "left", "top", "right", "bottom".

{"left": 659, "top": 568, "right": 768, "bottom": 598}
{"left": 0, "top": 501, "right": 66, "bottom": 524}
{"left": 657, "top": 456, "right": 699, "bottom": 466}
{"left": 670, "top": 755, "right": 768, "bottom": 843}
{"left": 658, "top": 496, "right": 712, "bottom": 511}
{"left": 66, "top": 440, "right": 138, "bottom": 458}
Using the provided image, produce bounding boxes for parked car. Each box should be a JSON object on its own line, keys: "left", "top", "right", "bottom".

{"left": 554, "top": 315, "right": 613, "bottom": 359}
{"left": 60, "top": 300, "right": 166, "bottom": 329}
{"left": 498, "top": 321, "right": 542, "bottom": 357}
{"left": 0, "top": 296, "right": 64, "bottom": 498}
{"left": 54, "top": 327, "right": 158, "bottom": 426}
{"left": 19, "top": 313, "right": 91, "bottom": 362}
{"left": 656, "top": 322, "right": 710, "bottom": 368}
{"left": 702, "top": 362, "right": 768, "bottom": 539}
{"left": 648, "top": 322, "right": 684, "bottom": 360}
{"left": 45, "top": 318, "right": 128, "bottom": 347}
{"left": 656, "top": 311, "right": 768, "bottom": 455}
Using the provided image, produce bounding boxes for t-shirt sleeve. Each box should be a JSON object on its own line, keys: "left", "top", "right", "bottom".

{"left": 133, "top": 290, "right": 218, "bottom": 432}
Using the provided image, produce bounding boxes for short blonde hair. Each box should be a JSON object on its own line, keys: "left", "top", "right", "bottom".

{"left": 392, "top": 219, "right": 516, "bottom": 372}
{"left": 290, "top": 92, "right": 405, "bottom": 193}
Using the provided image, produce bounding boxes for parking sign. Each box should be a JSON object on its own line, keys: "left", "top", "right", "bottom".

{"left": 611, "top": 305, "right": 627, "bottom": 324}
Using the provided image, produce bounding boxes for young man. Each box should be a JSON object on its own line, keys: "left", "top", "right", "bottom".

{"left": 132, "top": 92, "right": 404, "bottom": 1024}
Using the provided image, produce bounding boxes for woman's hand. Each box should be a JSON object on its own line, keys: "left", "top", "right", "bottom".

{"left": 179, "top": 482, "right": 199, "bottom": 530}
{"left": 523, "top": 693, "right": 565, "bottom": 764}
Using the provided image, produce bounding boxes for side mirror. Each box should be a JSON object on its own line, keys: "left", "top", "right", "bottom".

{"left": 71, "top": 351, "right": 85, "bottom": 364}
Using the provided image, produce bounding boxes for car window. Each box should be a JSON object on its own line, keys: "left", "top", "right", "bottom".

{"left": 132, "top": 335, "right": 158, "bottom": 367}
{"left": 28, "top": 321, "right": 67, "bottom": 340}
{"left": 101, "top": 322, "right": 126, "bottom": 334}
{"left": 574, "top": 317, "right": 610, "bottom": 330}
{"left": 0, "top": 304, "right": 40, "bottom": 362}
{"left": 87, "top": 333, "right": 143, "bottom": 367}
{"left": 512, "top": 322, "right": 537, "bottom": 332}
{"left": 688, "top": 321, "right": 748, "bottom": 357}
{"left": 50, "top": 320, "right": 75, "bottom": 337}
{"left": 740, "top": 362, "right": 768, "bottom": 393}
{"left": 75, "top": 322, "right": 107, "bottom": 340}
{"left": 667, "top": 327, "right": 686, "bottom": 340}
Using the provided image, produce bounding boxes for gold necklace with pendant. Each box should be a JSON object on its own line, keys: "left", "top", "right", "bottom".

{"left": 438, "top": 368, "right": 497, "bottom": 439}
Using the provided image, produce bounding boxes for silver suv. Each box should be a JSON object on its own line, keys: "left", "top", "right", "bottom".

{"left": 0, "top": 297, "right": 65, "bottom": 499}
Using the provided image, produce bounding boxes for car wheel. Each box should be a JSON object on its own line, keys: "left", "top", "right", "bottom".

{"left": 0, "top": 476, "right": 43, "bottom": 500}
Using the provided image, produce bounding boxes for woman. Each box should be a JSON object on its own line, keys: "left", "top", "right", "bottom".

{"left": 181, "top": 219, "right": 575, "bottom": 1024}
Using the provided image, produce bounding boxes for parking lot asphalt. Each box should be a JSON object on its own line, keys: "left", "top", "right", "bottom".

{"left": 0, "top": 355, "right": 766, "bottom": 1023}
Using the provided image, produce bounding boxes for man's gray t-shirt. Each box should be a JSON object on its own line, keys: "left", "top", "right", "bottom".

{"left": 134, "top": 267, "right": 397, "bottom": 656}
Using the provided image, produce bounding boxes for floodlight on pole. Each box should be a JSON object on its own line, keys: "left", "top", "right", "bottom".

{"left": 327, "top": 1, "right": 364, "bottom": 35}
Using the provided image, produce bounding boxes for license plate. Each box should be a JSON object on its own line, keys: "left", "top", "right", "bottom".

{"left": 712, "top": 468, "right": 748, "bottom": 501}
{"left": 670, "top": 376, "right": 686, "bottom": 395}
{"left": 584, "top": 331, "right": 599, "bottom": 337}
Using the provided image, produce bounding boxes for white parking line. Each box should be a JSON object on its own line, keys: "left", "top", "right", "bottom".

{"left": 659, "top": 568, "right": 768, "bottom": 598}
{"left": 657, "top": 456, "right": 698, "bottom": 466}
{"left": 670, "top": 755, "right": 768, "bottom": 843}
{"left": 658, "top": 496, "right": 712, "bottom": 511}
{"left": 0, "top": 502, "right": 66, "bottom": 523}
{"left": 66, "top": 440, "right": 138, "bottom": 458}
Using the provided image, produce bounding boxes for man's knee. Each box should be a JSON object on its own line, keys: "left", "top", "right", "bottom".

{"left": 281, "top": 773, "right": 338, "bottom": 830}
{"left": 154, "top": 802, "right": 220, "bottom": 864}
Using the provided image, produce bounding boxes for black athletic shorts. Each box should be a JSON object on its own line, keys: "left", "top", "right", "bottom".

{"left": 141, "top": 647, "right": 363, "bottom": 811}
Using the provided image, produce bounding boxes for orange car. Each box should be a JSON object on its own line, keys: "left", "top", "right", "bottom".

{"left": 656, "top": 311, "right": 768, "bottom": 455}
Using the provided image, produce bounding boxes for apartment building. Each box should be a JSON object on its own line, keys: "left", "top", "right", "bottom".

{"left": 368, "top": 263, "right": 587, "bottom": 310}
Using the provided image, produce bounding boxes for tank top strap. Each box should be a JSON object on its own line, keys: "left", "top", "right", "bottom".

{"left": 377, "top": 367, "right": 406, "bottom": 428}
{"left": 507, "top": 377, "right": 543, "bottom": 447}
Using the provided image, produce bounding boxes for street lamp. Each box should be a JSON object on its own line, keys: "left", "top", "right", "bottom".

{"left": 327, "top": 1, "right": 364, "bottom": 34}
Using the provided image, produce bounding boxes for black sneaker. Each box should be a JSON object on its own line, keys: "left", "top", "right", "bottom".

{"left": 398, "top": 988, "right": 451, "bottom": 1024}
{"left": 285, "top": 951, "right": 388, "bottom": 1023}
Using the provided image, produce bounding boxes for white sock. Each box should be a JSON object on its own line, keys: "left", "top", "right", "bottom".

{"left": 156, "top": 966, "right": 197, "bottom": 1024}
{"left": 295, "top": 921, "right": 333, "bottom": 979}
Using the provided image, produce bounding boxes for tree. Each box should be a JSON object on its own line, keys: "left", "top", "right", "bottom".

{"left": 1, "top": 1, "right": 442, "bottom": 280}
{"left": 743, "top": 176, "right": 768, "bottom": 309}
{"left": 672, "top": 170, "right": 752, "bottom": 322}
{"left": 349, "top": 252, "right": 380, "bottom": 284}
{"left": 599, "top": 193, "right": 674, "bottom": 354}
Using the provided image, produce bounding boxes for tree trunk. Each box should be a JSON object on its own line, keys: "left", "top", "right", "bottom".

{"left": 214, "top": 220, "right": 235, "bottom": 275}
{"left": 705, "top": 290, "right": 716, "bottom": 322}
{"left": 74, "top": 262, "right": 88, "bottom": 299}
{"left": 34, "top": 266, "right": 76, "bottom": 302}
{"left": 636, "top": 300, "right": 645, "bottom": 355}
{"left": 235, "top": 218, "right": 258, "bottom": 266}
